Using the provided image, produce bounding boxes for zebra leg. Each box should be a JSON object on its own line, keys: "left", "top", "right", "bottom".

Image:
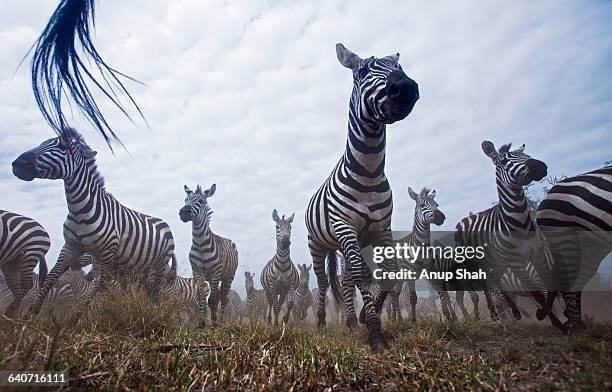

{"left": 274, "top": 290, "right": 285, "bottom": 326}
{"left": 2, "top": 262, "right": 24, "bottom": 318}
{"left": 342, "top": 266, "right": 358, "bottom": 330}
{"left": 29, "top": 245, "right": 77, "bottom": 316}
{"left": 218, "top": 279, "right": 231, "bottom": 323}
{"left": 467, "top": 290, "right": 480, "bottom": 319}
{"left": 283, "top": 287, "right": 294, "bottom": 324}
{"left": 265, "top": 290, "right": 274, "bottom": 324}
{"left": 207, "top": 278, "right": 221, "bottom": 325}
{"left": 336, "top": 226, "right": 385, "bottom": 352}
{"left": 455, "top": 291, "right": 470, "bottom": 320}
{"left": 309, "top": 238, "right": 329, "bottom": 328}
{"left": 562, "top": 291, "right": 586, "bottom": 333}
{"left": 194, "top": 274, "right": 208, "bottom": 328}
{"left": 406, "top": 279, "right": 417, "bottom": 323}
{"left": 437, "top": 289, "right": 456, "bottom": 321}
{"left": 482, "top": 288, "right": 500, "bottom": 321}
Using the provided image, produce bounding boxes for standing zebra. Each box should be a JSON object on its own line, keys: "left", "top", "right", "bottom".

{"left": 162, "top": 253, "right": 209, "bottom": 322}
{"left": 226, "top": 290, "right": 243, "bottom": 323}
{"left": 0, "top": 210, "right": 50, "bottom": 317}
{"left": 391, "top": 187, "right": 447, "bottom": 323}
{"left": 454, "top": 141, "right": 564, "bottom": 329}
{"left": 305, "top": 44, "right": 419, "bottom": 350}
{"left": 294, "top": 264, "right": 314, "bottom": 322}
{"left": 244, "top": 272, "right": 267, "bottom": 324}
{"left": 261, "top": 210, "right": 299, "bottom": 326}
{"left": 179, "top": 184, "right": 238, "bottom": 326}
{"left": 12, "top": 127, "right": 176, "bottom": 315}
{"left": 535, "top": 166, "right": 612, "bottom": 332}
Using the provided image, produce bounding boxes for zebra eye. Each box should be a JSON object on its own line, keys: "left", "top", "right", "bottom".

{"left": 357, "top": 68, "right": 368, "bottom": 79}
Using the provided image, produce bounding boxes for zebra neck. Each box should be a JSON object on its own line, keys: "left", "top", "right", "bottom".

{"left": 412, "top": 217, "right": 431, "bottom": 246}
{"left": 191, "top": 217, "right": 216, "bottom": 254}
{"left": 274, "top": 246, "right": 291, "bottom": 269}
{"left": 496, "top": 178, "right": 533, "bottom": 229}
{"left": 246, "top": 286, "right": 255, "bottom": 296}
{"left": 64, "top": 161, "right": 105, "bottom": 215}
{"left": 342, "top": 97, "right": 387, "bottom": 178}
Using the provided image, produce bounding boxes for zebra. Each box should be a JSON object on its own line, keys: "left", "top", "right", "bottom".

{"left": 179, "top": 184, "right": 238, "bottom": 326}
{"left": 226, "top": 290, "right": 243, "bottom": 323}
{"left": 12, "top": 127, "right": 176, "bottom": 316}
{"left": 0, "top": 210, "right": 50, "bottom": 317}
{"left": 535, "top": 166, "right": 612, "bottom": 333}
{"left": 390, "top": 187, "right": 448, "bottom": 323}
{"left": 162, "top": 253, "right": 209, "bottom": 322}
{"left": 453, "top": 141, "right": 565, "bottom": 330}
{"left": 261, "top": 210, "right": 299, "bottom": 326}
{"left": 305, "top": 43, "right": 419, "bottom": 350}
{"left": 294, "top": 264, "right": 314, "bottom": 322}
{"left": 244, "top": 271, "right": 267, "bottom": 324}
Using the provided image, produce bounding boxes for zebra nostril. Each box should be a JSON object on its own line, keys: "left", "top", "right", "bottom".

{"left": 387, "top": 84, "right": 400, "bottom": 98}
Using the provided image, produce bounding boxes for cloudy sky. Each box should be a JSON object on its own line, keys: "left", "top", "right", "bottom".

{"left": 1, "top": 0, "right": 611, "bottom": 295}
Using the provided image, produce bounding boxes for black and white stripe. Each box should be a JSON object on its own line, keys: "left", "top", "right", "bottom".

{"left": 244, "top": 271, "right": 267, "bottom": 324}
{"left": 390, "top": 187, "right": 447, "bottom": 323}
{"left": 261, "top": 210, "right": 299, "bottom": 325}
{"left": 535, "top": 166, "right": 612, "bottom": 332}
{"left": 305, "top": 44, "right": 419, "bottom": 350}
{"left": 179, "top": 184, "right": 238, "bottom": 326}
{"left": 162, "top": 254, "right": 209, "bottom": 322}
{"left": 12, "top": 128, "right": 176, "bottom": 316}
{"left": 0, "top": 210, "right": 50, "bottom": 317}
{"left": 294, "top": 264, "right": 314, "bottom": 322}
{"left": 454, "top": 141, "right": 564, "bottom": 329}
{"left": 226, "top": 290, "right": 243, "bottom": 323}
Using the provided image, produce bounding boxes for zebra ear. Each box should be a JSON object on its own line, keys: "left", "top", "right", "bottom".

{"left": 430, "top": 190, "right": 436, "bottom": 199}
{"left": 272, "top": 209, "right": 279, "bottom": 222}
{"left": 80, "top": 144, "right": 97, "bottom": 159}
{"left": 184, "top": 185, "right": 193, "bottom": 195}
{"left": 517, "top": 144, "right": 525, "bottom": 153}
{"left": 307, "top": 264, "right": 312, "bottom": 271}
{"left": 287, "top": 212, "right": 295, "bottom": 224}
{"left": 205, "top": 183, "right": 216, "bottom": 197}
{"left": 385, "top": 52, "right": 400, "bottom": 62}
{"left": 336, "top": 43, "right": 361, "bottom": 70}
{"left": 482, "top": 141, "right": 498, "bottom": 159}
{"left": 408, "top": 187, "right": 419, "bottom": 201}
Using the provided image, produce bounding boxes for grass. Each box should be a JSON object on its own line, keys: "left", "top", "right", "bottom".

{"left": 0, "top": 288, "right": 610, "bottom": 391}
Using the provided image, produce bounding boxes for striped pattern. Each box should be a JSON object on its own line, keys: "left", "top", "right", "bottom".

{"left": 454, "top": 141, "right": 558, "bottom": 327}
{"left": 390, "top": 187, "right": 446, "bottom": 323}
{"left": 226, "top": 290, "right": 242, "bottom": 323}
{"left": 244, "top": 271, "right": 267, "bottom": 324}
{"left": 162, "top": 255, "right": 209, "bottom": 323}
{"left": 0, "top": 210, "right": 50, "bottom": 317}
{"left": 13, "top": 128, "right": 176, "bottom": 316}
{"left": 179, "top": 184, "right": 238, "bottom": 325}
{"left": 305, "top": 44, "right": 419, "bottom": 350}
{"left": 261, "top": 210, "right": 299, "bottom": 325}
{"left": 294, "top": 264, "right": 314, "bottom": 322}
{"left": 535, "top": 166, "right": 612, "bottom": 332}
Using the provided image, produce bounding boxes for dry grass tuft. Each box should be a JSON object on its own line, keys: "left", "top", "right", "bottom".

{"left": 0, "top": 289, "right": 610, "bottom": 390}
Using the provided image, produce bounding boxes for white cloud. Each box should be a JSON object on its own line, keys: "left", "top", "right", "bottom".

{"left": 1, "top": 0, "right": 611, "bottom": 296}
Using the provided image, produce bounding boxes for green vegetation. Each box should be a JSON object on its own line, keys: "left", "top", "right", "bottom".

{"left": 0, "top": 288, "right": 610, "bottom": 391}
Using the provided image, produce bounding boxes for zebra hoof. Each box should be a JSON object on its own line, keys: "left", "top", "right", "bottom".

{"left": 565, "top": 320, "right": 587, "bottom": 334}
{"left": 317, "top": 317, "right": 326, "bottom": 328}
{"left": 535, "top": 308, "right": 548, "bottom": 321}
{"left": 368, "top": 334, "right": 386, "bottom": 353}
{"left": 346, "top": 316, "right": 358, "bottom": 331}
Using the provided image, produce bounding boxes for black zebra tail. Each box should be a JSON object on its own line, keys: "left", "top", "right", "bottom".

{"left": 327, "top": 252, "right": 342, "bottom": 307}
{"left": 38, "top": 258, "right": 48, "bottom": 284}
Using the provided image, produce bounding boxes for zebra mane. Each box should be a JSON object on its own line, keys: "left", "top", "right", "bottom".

{"left": 28, "top": 0, "right": 145, "bottom": 150}
{"left": 60, "top": 127, "right": 105, "bottom": 189}
{"left": 202, "top": 202, "right": 214, "bottom": 223}
{"left": 499, "top": 143, "right": 512, "bottom": 154}
{"left": 419, "top": 187, "right": 432, "bottom": 198}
